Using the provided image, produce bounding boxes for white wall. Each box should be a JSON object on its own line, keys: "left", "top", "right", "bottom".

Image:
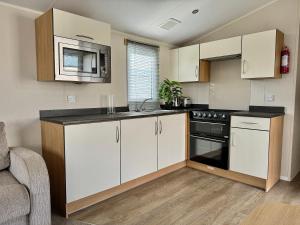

{"left": 0, "top": 3, "right": 172, "bottom": 153}
{"left": 182, "top": 0, "right": 300, "bottom": 180}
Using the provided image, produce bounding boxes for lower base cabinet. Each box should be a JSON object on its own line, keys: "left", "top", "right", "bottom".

{"left": 158, "top": 114, "right": 186, "bottom": 169}
{"left": 41, "top": 112, "right": 187, "bottom": 217}
{"left": 64, "top": 121, "right": 121, "bottom": 203}
{"left": 230, "top": 128, "right": 269, "bottom": 179}
{"left": 121, "top": 117, "right": 158, "bottom": 183}
{"left": 229, "top": 115, "right": 284, "bottom": 190}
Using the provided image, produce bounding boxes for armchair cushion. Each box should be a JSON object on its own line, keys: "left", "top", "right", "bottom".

{"left": 9, "top": 147, "right": 51, "bottom": 225}
{"left": 0, "top": 171, "right": 30, "bottom": 224}
{"left": 0, "top": 122, "right": 9, "bottom": 171}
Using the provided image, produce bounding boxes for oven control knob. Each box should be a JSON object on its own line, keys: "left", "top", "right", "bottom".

{"left": 193, "top": 112, "right": 197, "bottom": 117}
{"left": 221, "top": 114, "right": 226, "bottom": 119}
{"left": 213, "top": 113, "right": 218, "bottom": 118}
{"left": 208, "top": 113, "right": 212, "bottom": 118}
{"left": 198, "top": 113, "right": 202, "bottom": 117}
{"left": 202, "top": 113, "right": 207, "bottom": 118}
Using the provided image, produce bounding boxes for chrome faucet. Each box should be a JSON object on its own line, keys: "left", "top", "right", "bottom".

{"left": 136, "top": 98, "right": 152, "bottom": 112}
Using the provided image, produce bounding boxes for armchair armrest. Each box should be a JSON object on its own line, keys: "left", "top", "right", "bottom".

{"left": 9, "top": 147, "right": 51, "bottom": 225}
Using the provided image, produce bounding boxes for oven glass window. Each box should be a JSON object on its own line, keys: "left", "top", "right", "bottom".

{"left": 63, "top": 48, "right": 97, "bottom": 75}
{"left": 190, "top": 136, "right": 228, "bottom": 169}
{"left": 190, "top": 121, "right": 228, "bottom": 138}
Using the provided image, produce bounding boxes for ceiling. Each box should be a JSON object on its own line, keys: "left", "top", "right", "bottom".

{"left": 1, "top": 0, "right": 276, "bottom": 45}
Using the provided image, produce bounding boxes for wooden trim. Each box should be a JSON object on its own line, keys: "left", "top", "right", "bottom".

{"left": 274, "top": 30, "right": 284, "bottom": 78}
{"left": 66, "top": 161, "right": 186, "bottom": 215}
{"left": 185, "top": 113, "right": 190, "bottom": 160}
{"left": 266, "top": 116, "right": 284, "bottom": 191}
{"left": 41, "top": 121, "right": 66, "bottom": 216}
{"left": 35, "top": 9, "right": 55, "bottom": 81}
{"left": 187, "top": 160, "right": 266, "bottom": 190}
{"left": 199, "top": 60, "right": 210, "bottom": 82}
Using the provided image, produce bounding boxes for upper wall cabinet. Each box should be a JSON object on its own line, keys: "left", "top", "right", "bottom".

{"left": 178, "top": 44, "right": 210, "bottom": 83}
{"left": 52, "top": 9, "right": 111, "bottom": 46}
{"left": 35, "top": 9, "right": 111, "bottom": 82}
{"left": 200, "top": 36, "right": 241, "bottom": 60}
{"left": 170, "top": 49, "right": 179, "bottom": 81}
{"left": 241, "top": 29, "right": 284, "bottom": 79}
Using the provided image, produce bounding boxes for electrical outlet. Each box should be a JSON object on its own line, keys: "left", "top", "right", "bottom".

{"left": 265, "top": 94, "right": 275, "bottom": 102}
{"left": 67, "top": 95, "right": 76, "bottom": 104}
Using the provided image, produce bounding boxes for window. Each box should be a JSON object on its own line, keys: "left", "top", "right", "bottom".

{"left": 127, "top": 40, "right": 159, "bottom": 109}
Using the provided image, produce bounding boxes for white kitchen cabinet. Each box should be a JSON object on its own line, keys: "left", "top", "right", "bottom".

{"left": 121, "top": 117, "right": 158, "bottom": 183}
{"left": 230, "top": 127, "right": 269, "bottom": 179}
{"left": 64, "top": 121, "right": 120, "bottom": 203}
{"left": 169, "top": 49, "right": 179, "bottom": 81}
{"left": 229, "top": 115, "right": 284, "bottom": 189}
{"left": 158, "top": 114, "right": 186, "bottom": 170}
{"left": 53, "top": 9, "right": 111, "bottom": 46}
{"left": 241, "top": 29, "right": 284, "bottom": 79}
{"left": 200, "top": 36, "right": 241, "bottom": 60}
{"left": 178, "top": 44, "right": 200, "bottom": 82}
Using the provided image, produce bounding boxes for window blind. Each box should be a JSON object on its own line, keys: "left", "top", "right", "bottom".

{"left": 127, "top": 41, "right": 159, "bottom": 106}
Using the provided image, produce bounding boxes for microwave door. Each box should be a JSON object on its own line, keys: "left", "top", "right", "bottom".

{"left": 59, "top": 43, "right": 100, "bottom": 78}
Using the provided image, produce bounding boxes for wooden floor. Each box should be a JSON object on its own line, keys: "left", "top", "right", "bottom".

{"left": 71, "top": 168, "right": 300, "bottom": 225}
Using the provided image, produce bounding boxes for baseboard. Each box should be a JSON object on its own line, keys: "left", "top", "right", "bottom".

{"left": 280, "top": 176, "right": 290, "bottom": 181}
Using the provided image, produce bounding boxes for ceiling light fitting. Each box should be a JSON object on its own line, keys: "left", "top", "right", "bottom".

{"left": 192, "top": 9, "right": 199, "bottom": 14}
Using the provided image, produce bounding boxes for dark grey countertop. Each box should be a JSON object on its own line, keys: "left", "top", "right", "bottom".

{"left": 230, "top": 106, "right": 285, "bottom": 118}
{"left": 41, "top": 109, "right": 190, "bottom": 125}
{"left": 40, "top": 105, "right": 285, "bottom": 125}
{"left": 230, "top": 111, "right": 284, "bottom": 118}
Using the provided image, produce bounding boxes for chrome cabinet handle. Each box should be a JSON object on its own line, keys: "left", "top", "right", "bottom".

{"left": 159, "top": 120, "right": 162, "bottom": 134}
{"left": 155, "top": 121, "right": 158, "bottom": 135}
{"left": 116, "top": 126, "right": 120, "bottom": 143}
{"left": 242, "top": 60, "right": 246, "bottom": 74}
{"left": 231, "top": 132, "right": 236, "bottom": 147}
{"left": 195, "top": 66, "right": 199, "bottom": 78}
{"left": 241, "top": 122, "right": 258, "bottom": 125}
{"left": 75, "top": 34, "right": 94, "bottom": 40}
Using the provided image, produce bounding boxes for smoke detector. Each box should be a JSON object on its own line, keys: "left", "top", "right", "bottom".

{"left": 159, "top": 18, "right": 181, "bottom": 31}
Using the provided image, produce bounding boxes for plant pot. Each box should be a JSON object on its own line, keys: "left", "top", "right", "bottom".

{"left": 160, "top": 103, "right": 173, "bottom": 110}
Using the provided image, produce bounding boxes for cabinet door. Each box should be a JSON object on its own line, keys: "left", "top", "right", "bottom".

{"left": 65, "top": 121, "right": 120, "bottom": 203}
{"left": 158, "top": 114, "right": 186, "bottom": 170}
{"left": 241, "top": 30, "right": 283, "bottom": 79}
{"left": 53, "top": 9, "right": 111, "bottom": 46}
{"left": 230, "top": 128, "right": 269, "bottom": 179}
{"left": 179, "top": 44, "right": 200, "bottom": 82}
{"left": 121, "top": 117, "right": 158, "bottom": 183}
{"left": 169, "top": 49, "right": 179, "bottom": 81}
{"left": 200, "top": 36, "right": 241, "bottom": 60}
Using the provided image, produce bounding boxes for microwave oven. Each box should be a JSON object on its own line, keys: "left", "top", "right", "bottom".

{"left": 54, "top": 36, "right": 111, "bottom": 83}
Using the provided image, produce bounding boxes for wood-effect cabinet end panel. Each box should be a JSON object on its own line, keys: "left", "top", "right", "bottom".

{"left": 274, "top": 30, "right": 284, "bottom": 79}
{"left": 41, "top": 121, "right": 66, "bottom": 216}
{"left": 266, "top": 116, "right": 284, "bottom": 191}
{"left": 199, "top": 60, "right": 210, "bottom": 82}
{"left": 35, "top": 9, "right": 55, "bottom": 81}
{"left": 185, "top": 113, "right": 190, "bottom": 160}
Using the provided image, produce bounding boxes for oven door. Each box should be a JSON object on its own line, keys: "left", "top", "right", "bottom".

{"left": 190, "top": 120, "right": 229, "bottom": 139}
{"left": 54, "top": 36, "right": 111, "bottom": 83}
{"left": 189, "top": 135, "right": 229, "bottom": 169}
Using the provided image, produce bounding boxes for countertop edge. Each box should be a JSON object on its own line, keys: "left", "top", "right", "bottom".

{"left": 40, "top": 110, "right": 189, "bottom": 125}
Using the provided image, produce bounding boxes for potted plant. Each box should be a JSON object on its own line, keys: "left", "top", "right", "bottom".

{"left": 159, "top": 79, "right": 182, "bottom": 109}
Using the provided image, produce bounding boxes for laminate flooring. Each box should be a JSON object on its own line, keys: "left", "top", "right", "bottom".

{"left": 68, "top": 168, "right": 300, "bottom": 225}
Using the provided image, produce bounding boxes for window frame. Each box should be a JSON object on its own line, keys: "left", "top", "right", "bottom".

{"left": 126, "top": 40, "right": 160, "bottom": 106}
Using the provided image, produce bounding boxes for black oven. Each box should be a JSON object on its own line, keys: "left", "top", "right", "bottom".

{"left": 189, "top": 110, "right": 233, "bottom": 170}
